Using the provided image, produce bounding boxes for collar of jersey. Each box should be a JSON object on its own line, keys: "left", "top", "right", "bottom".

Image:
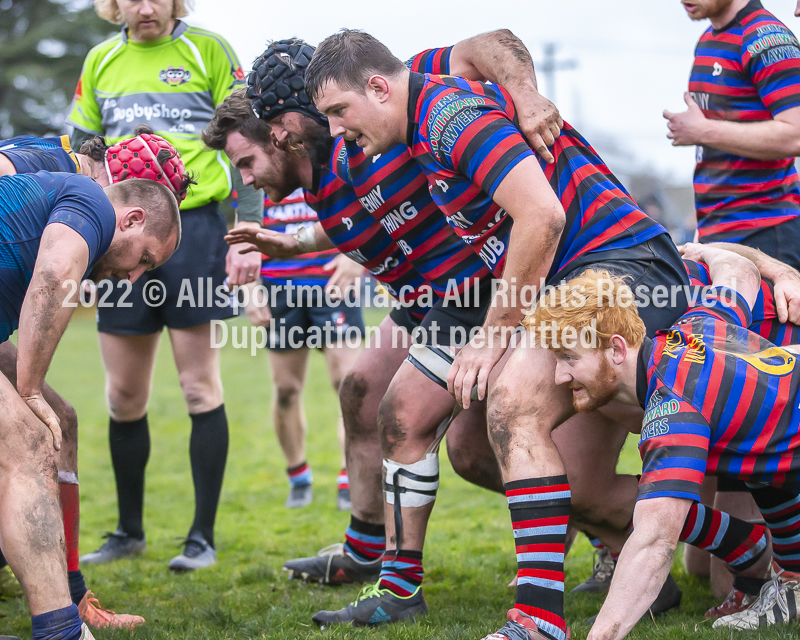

{"left": 121, "top": 19, "right": 188, "bottom": 46}
{"left": 406, "top": 72, "right": 425, "bottom": 147}
{"left": 712, "top": 0, "right": 760, "bottom": 34}
{"left": 637, "top": 337, "right": 653, "bottom": 408}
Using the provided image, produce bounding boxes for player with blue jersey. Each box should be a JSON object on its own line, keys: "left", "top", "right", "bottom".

{"left": 0, "top": 172, "right": 180, "bottom": 640}
{"left": 0, "top": 128, "right": 191, "bottom": 628}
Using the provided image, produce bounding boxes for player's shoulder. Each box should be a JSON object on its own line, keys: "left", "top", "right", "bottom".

{"left": 740, "top": 4, "right": 797, "bottom": 42}
{"left": 83, "top": 32, "right": 125, "bottom": 66}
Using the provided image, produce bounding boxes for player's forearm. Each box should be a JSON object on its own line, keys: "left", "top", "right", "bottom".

{"left": 706, "top": 242, "right": 800, "bottom": 282}
{"left": 16, "top": 266, "right": 80, "bottom": 396}
{"left": 588, "top": 528, "right": 677, "bottom": 640}
{"left": 483, "top": 214, "right": 561, "bottom": 331}
{"left": 701, "top": 118, "right": 800, "bottom": 160}
{"left": 450, "top": 29, "right": 538, "bottom": 91}
{"left": 703, "top": 249, "right": 761, "bottom": 310}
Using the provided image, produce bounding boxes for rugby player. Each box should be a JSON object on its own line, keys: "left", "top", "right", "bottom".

{"left": 303, "top": 31, "right": 691, "bottom": 638}
{"left": 0, "top": 128, "right": 190, "bottom": 628}
{"left": 69, "top": 0, "right": 263, "bottom": 571}
{"left": 666, "top": 0, "right": 800, "bottom": 605}
{"left": 526, "top": 246, "right": 800, "bottom": 637}
{"left": 216, "top": 32, "right": 557, "bottom": 593}
{"left": 0, "top": 171, "right": 180, "bottom": 640}
{"left": 244, "top": 187, "right": 365, "bottom": 509}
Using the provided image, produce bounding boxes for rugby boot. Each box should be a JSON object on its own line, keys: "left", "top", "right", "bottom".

{"left": 80, "top": 530, "right": 146, "bottom": 564}
{"left": 285, "top": 483, "right": 313, "bottom": 508}
{"left": 713, "top": 564, "right": 800, "bottom": 630}
{"left": 168, "top": 535, "right": 217, "bottom": 572}
{"left": 587, "top": 573, "right": 682, "bottom": 626}
{"left": 312, "top": 582, "right": 427, "bottom": 628}
{"left": 704, "top": 589, "right": 757, "bottom": 619}
{"left": 337, "top": 488, "right": 352, "bottom": 511}
{"left": 482, "top": 608, "right": 570, "bottom": 640}
{"left": 0, "top": 566, "right": 22, "bottom": 599}
{"left": 283, "top": 542, "right": 382, "bottom": 584}
{"left": 78, "top": 590, "right": 145, "bottom": 629}
{"left": 571, "top": 548, "right": 616, "bottom": 593}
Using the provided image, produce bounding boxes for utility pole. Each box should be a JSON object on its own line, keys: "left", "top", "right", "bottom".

{"left": 538, "top": 43, "right": 578, "bottom": 104}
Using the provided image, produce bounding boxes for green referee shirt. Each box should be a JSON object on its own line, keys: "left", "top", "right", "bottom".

{"left": 68, "top": 20, "right": 252, "bottom": 213}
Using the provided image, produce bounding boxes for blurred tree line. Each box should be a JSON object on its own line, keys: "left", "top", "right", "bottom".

{"left": 0, "top": 0, "right": 115, "bottom": 138}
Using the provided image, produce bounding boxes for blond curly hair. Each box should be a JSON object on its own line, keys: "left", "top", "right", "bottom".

{"left": 94, "top": 0, "right": 194, "bottom": 25}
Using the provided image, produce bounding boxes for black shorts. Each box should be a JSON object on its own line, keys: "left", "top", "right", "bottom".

{"left": 265, "top": 282, "right": 365, "bottom": 351}
{"left": 556, "top": 235, "right": 690, "bottom": 337}
{"left": 97, "top": 202, "right": 235, "bottom": 335}
{"left": 724, "top": 216, "right": 800, "bottom": 271}
{"left": 389, "top": 277, "right": 494, "bottom": 347}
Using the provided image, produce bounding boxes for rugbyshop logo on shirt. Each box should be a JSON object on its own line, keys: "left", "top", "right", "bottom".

{"left": 159, "top": 66, "right": 191, "bottom": 86}
{"left": 427, "top": 93, "right": 486, "bottom": 155}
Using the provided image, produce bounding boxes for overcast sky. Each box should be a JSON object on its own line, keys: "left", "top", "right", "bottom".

{"left": 187, "top": 0, "right": 799, "bottom": 184}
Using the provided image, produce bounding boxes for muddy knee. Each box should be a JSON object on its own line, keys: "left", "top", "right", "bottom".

{"left": 340, "top": 370, "right": 375, "bottom": 439}
{"left": 377, "top": 390, "right": 408, "bottom": 456}
{"left": 274, "top": 384, "right": 301, "bottom": 410}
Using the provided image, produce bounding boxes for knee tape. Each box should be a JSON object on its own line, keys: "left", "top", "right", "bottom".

{"left": 406, "top": 344, "right": 479, "bottom": 401}
{"left": 383, "top": 454, "right": 439, "bottom": 507}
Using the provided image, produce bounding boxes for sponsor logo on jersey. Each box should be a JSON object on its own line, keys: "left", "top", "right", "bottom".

{"left": 427, "top": 93, "right": 486, "bottom": 155}
{"left": 712, "top": 62, "right": 723, "bottom": 77}
{"left": 159, "top": 66, "right": 192, "bottom": 86}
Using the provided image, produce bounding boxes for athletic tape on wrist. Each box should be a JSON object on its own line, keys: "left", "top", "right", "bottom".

{"left": 294, "top": 224, "right": 318, "bottom": 254}
{"left": 384, "top": 454, "right": 440, "bottom": 549}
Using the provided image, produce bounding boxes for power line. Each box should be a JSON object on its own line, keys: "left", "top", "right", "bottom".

{"left": 537, "top": 42, "right": 578, "bottom": 103}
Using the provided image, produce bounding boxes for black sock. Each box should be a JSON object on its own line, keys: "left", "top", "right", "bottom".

{"left": 109, "top": 415, "right": 150, "bottom": 540}
{"left": 68, "top": 570, "right": 87, "bottom": 605}
{"left": 733, "top": 574, "right": 769, "bottom": 596}
{"left": 188, "top": 404, "right": 228, "bottom": 548}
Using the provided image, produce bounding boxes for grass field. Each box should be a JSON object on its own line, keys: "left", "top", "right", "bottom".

{"left": 0, "top": 309, "right": 793, "bottom": 639}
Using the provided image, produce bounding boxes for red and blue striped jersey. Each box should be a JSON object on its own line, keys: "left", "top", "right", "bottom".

{"left": 406, "top": 47, "right": 454, "bottom": 76}
{"left": 304, "top": 164, "right": 430, "bottom": 315}
{"left": 683, "top": 258, "right": 800, "bottom": 345}
{"left": 260, "top": 188, "right": 338, "bottom": 286}
{"left": 331, "top": 137, "right": 492, "bottom": 296}
{"left": 689, "top": 0, "right": 800, "bottom": 242}
{"left": 323, "top": 51, "right": 495, "bottom": 296}
{"left": 407, "top": 72, "right": 668, "bottom": 282}
{"left": 637, "top": 289, "right": 800, "bottom": 502}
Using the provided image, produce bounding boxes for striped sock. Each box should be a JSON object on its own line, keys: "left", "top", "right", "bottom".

{"left": 343, "top": 515, "right": 385, "bottom": 563}
{"left": 680, "top": 502, "right": 767, "bottom": 571}
{"left": 750, "top": 486, "right": 800, "bottom": 573}
{"left": 287, "top": 462, "right": 313, "bottom": 488}
{"left": 337, "top": 469, "right": 349, "bottom": 491}
{"left": 378, "top": 549, "right": 423, "bottom": 597}
{"left": 507, "top": 476, "right": 570, "bottom": 640}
